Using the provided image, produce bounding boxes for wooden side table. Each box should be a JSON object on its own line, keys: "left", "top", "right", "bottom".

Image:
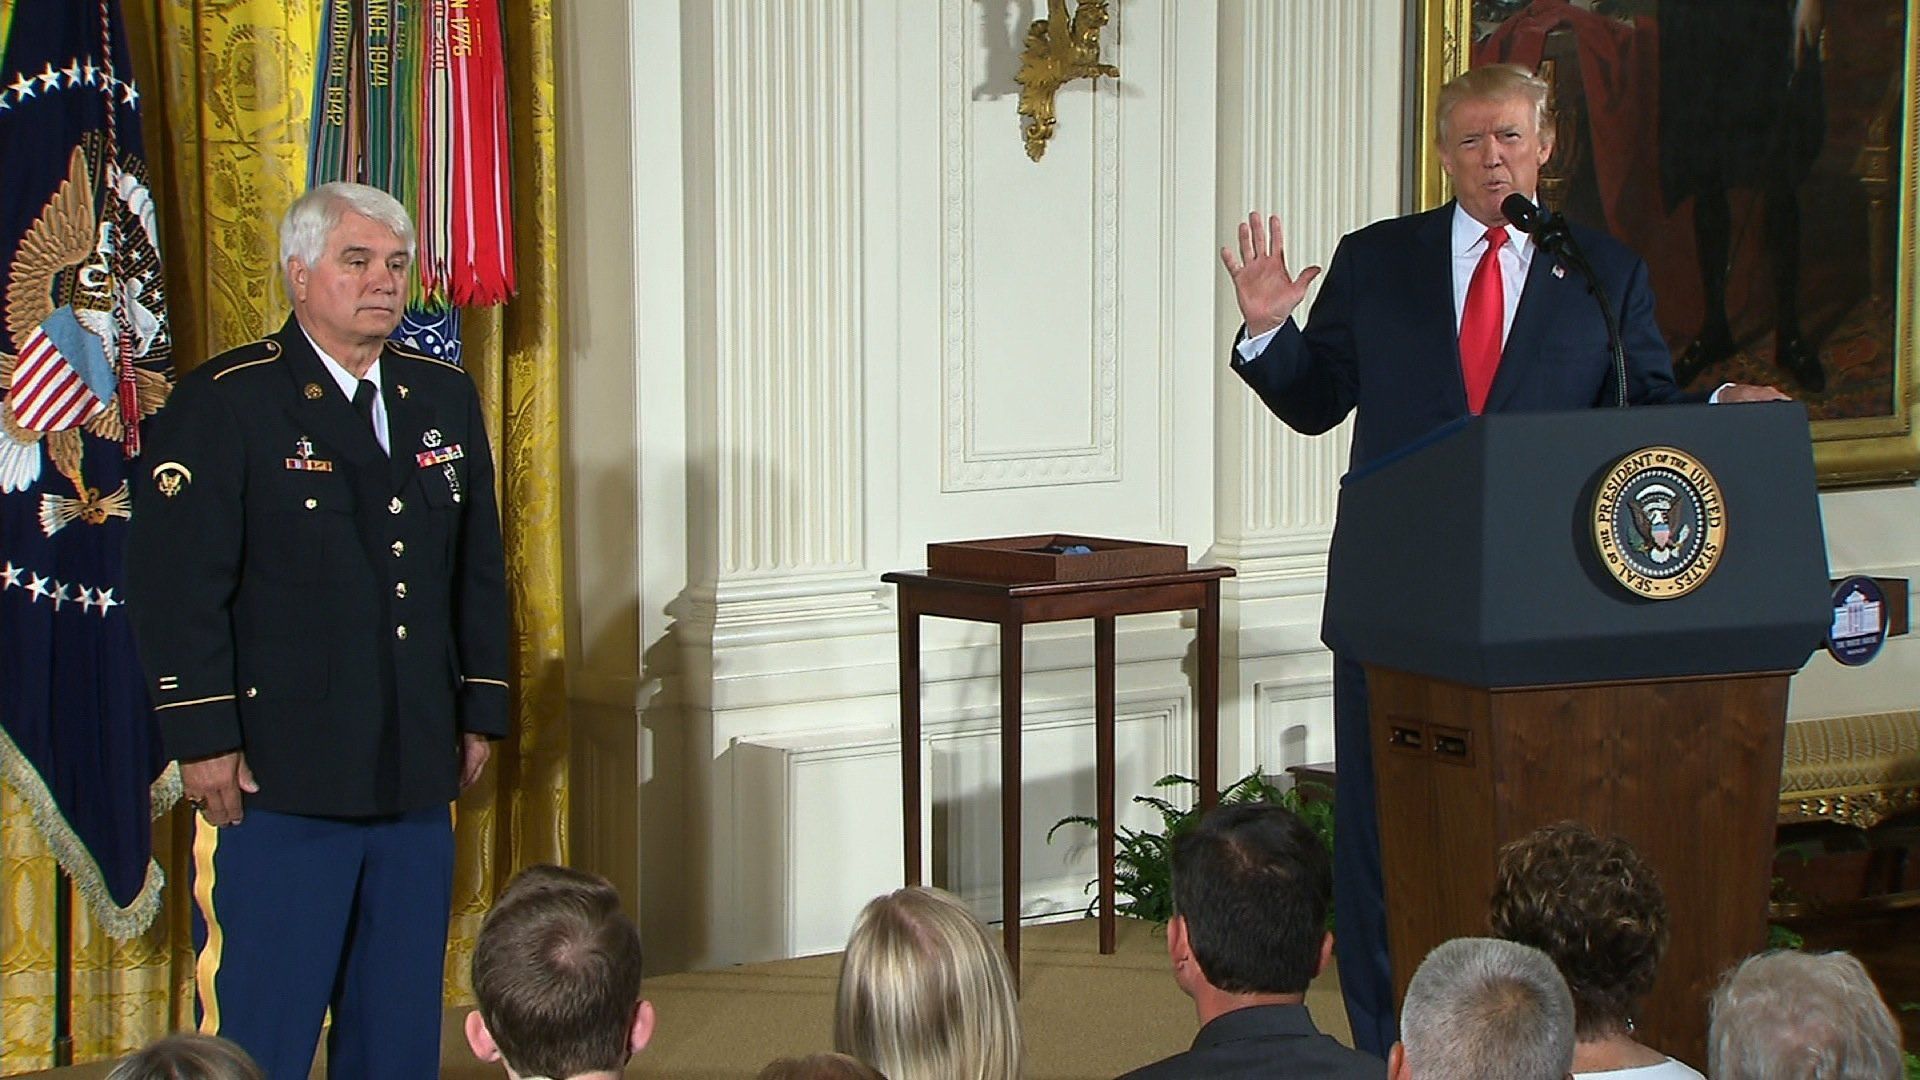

{"left": 882, "top": 565, "right": 1235, "bottom": 981}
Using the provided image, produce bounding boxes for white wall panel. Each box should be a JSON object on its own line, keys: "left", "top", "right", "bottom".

{"left": 893, "top": 0, "right": 1217, "bottom": 547}
{"left": 731, "top": 694, "right": 1186, "bottom": 961}
{"left": 1213, "top": 0, "right": 1402, "bottom": 583}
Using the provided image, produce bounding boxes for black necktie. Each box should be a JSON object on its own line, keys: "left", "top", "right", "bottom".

{"left": 352, "top": 378, "right": 378, "bottom": 441}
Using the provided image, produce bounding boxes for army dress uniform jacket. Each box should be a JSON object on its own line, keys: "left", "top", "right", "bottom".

{"left": 126, "top": 317, "right": 509, "bottom": 817}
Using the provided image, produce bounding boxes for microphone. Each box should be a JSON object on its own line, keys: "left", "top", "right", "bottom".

{"left": 1498, "top": 193, "right": 1629, "bottom": 408}
{"left": 1500, "top": 193, "right": 1571, "bottom": 253}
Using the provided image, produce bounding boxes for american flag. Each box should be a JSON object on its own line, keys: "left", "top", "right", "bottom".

{"left": 8, "top": 309, "right": 112, "bottom": 431}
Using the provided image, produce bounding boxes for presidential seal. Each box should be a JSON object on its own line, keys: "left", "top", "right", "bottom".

{"left": 1591, "top": 446, "right": 1725, "bottom": 600}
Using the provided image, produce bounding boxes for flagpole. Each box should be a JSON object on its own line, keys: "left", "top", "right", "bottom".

{"left": 54, "top": 864, "right": 73, "bottom": 1066}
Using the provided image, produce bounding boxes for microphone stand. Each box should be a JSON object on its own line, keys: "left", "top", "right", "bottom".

{"left": 1505, "top": 197, "right": 1629, "bottom": 408}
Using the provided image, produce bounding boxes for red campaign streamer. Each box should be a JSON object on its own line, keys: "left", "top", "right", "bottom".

{"left": 444, "top": 0, "right": 513, "bottom": 305}
{"left": 419, "top": 0, "right": 455, "bottom": 304}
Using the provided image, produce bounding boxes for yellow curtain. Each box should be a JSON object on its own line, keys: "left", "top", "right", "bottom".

{"left": 0, "top": 1, "right": 565, "bottom": 1068}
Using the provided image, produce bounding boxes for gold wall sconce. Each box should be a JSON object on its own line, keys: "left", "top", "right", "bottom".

{"left": 1014, "top": 0, "right": 1120, "bottom": 162}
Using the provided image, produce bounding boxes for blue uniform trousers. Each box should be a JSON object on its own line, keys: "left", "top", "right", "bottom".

{"left": 191, "top": 806, "right": 453, "bottom": 1080}
{"left": 1333, "top": 655, "right": 1397, "bottom": 1058}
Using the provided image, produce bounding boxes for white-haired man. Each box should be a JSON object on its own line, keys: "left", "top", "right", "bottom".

{"left": 128, "top": 181, "right": 509, "bottom": 1078}
{"left": 1390, "top": 937, "right": 1576, "bottom": 1080}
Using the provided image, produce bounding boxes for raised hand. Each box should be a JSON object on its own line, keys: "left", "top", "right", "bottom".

{"left": 1220, "top": 211, "right": 1323, "bottom": 337}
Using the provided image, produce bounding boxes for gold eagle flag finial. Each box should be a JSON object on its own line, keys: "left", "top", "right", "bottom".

{"left": 1014, "top": 0, "right": 1120, "bottom": 162}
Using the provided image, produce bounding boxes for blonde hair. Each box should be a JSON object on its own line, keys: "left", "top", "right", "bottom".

{"left": 1436, "top": 63, "right": 1553, "bottom": 146}
{"left": 833, "top": 887, "right": 1023, "bottom": 1080}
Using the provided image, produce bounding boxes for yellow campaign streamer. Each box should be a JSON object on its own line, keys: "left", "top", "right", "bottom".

{"left": 192, "top": 817, "right": 224, "bottom": 1035}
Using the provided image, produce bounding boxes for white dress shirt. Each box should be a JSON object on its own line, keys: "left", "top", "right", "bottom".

{"left": 304, "top": 328, "right": 390, "bottom": 454}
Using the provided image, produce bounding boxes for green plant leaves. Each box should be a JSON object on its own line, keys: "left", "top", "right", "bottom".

{"left": 1047, "top": 767, "right": 1336, "bottom": 926}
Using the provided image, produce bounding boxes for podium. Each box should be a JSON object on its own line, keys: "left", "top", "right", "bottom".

{"left": 1323, "top": 404, "right": 1831, "bottom": 1067}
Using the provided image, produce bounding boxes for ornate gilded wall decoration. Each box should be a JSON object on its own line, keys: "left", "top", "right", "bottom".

{"left": 1014, "top": 0, "right": 1119, "bottom": 162}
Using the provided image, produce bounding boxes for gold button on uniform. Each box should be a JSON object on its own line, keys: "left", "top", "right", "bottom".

{"left": 388, "top": 497, "right": 403, "bottom": 514}
{"left": 395, "top": 625, "right": 408, "bottom": 640}
{"left": 395, "top": 582, "right": 408, "bottom": 598}
{"left": 304, "top": 498, "right": 318, "bottom": 510}
{"left": 391, "top": 540, "right": 405, "bottom": 557}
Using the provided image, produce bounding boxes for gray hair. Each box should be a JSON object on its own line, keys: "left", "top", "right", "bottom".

{"left": 278, "top": 181, "right": 416, "bottom": 273}
{"left": 1436, "top": 63, "right": 1554, "bottom": 147}
{"left": 1400, "top": 937, "right": 1576, "bottom": 1080}
{"left": 1708, "top": 951, "right": 1904, "bottom": 1080}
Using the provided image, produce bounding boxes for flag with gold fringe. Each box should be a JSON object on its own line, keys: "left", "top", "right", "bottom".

{"left": 0, "top": 0, "right": 178, "bottom": 938}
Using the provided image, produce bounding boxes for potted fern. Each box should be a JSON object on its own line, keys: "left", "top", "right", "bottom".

{"left": 1047, "top": 769, "right": 1334, "bottom": 925}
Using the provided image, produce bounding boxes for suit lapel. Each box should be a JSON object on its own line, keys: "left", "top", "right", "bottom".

{"left": 1412, "top": 206, "right": 1470, "bottom": 415}
{"left": 275, "top": 320, "right": 386, "bottom": 470}
{"left": 1484, "top": 241, "right": 1567, "bottom": 413}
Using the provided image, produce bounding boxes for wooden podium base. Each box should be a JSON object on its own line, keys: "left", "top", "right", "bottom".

{"left": 1367, "top": 667, "right": 1791, "bottom": 1068}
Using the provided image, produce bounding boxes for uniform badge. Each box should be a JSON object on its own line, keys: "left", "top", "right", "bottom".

{"left": 422, "top": 428, "right": 443, "bottom": 448}
{"left": 303, "top": 382, "right": 325, "bottom": 400}
{"left": 152, "top": 461, "right": 192, "bottom": 497}
{"left": 443, "top": 461, "right": 463, "bottom": 503}
{"left": 285, "top": 436, "right": 335, "bottom": 473}
{"left": 396, "top": 384, "right": 410, "bottom": 399}
{"left": 1551, "top": 264, "right": 1566, "bottom": 279}
{"left": 414, "top": 443, "right": 464, "bottom": 468}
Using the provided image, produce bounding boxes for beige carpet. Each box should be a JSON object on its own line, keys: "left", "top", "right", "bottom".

{"left": 19, "top": 917, "right": 1356, "bottom": 1080}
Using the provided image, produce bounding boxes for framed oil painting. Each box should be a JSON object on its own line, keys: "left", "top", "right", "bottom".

{"left": 1417, "top": 0, "right": 1919, "bottom": 485}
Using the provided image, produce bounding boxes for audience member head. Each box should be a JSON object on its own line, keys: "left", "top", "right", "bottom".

{"left": 1166, "top": 801, "right": 1332, "bottom": 1011}
{"left": 833, "top": 886, "right": 1022, "bottom": 1080}
{"left": 1392, "top": 937, "right": 1576, "bottom": 1080}
{"left": 1708, "top": 950, "right": 1903, "bottom": 1080}
{"left": 494, "top": 862, "right": 622, "bottom": 908}
{"left": 106, "top": 1034, "right": 263, "bottom": 1080}
{"left": 757, "top": 1052, "right": 888, "bottom": 1080}
{"left": 465, "top": 864, "right": 654, "bottom": 1080}
{"left": 1490, "top": 821, "right": 1669, "bottom": 1040}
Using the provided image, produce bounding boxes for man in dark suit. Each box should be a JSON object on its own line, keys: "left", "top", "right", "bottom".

{"left": 1118, "top": 803, "right": 1383, "bottom": 1080}
{"left": 1217, "top": 64, "right": 1787, "bottom": 1058}
{"left": 127, "top": 181, "right": 509, "bottom": 1079}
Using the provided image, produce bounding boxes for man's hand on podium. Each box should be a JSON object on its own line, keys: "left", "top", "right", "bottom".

{"left": 1717, "top": 383, "right": 1794, "bottom": 403}
{"left": 1221, "top": 211, "right": 1321, "bottom": 338}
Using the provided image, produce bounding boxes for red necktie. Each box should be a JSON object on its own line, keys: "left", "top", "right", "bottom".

{"left": 1459, "top": 226, "right": 1509, "bottom": 415}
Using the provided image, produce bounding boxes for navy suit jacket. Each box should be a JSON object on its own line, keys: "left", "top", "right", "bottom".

{"left": 1117, "top": 1003, "right": 1385, "bottom": 1080}
{"left": 1233, "top": 202, "right": 1693, "bottom": 473}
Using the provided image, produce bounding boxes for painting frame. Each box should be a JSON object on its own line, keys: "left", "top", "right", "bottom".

{"left": 1415, "top": 0, "right": 1920, "bottom": 487}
